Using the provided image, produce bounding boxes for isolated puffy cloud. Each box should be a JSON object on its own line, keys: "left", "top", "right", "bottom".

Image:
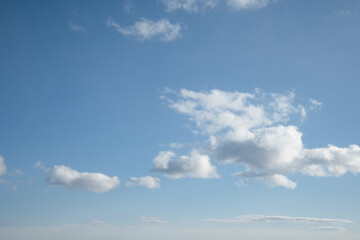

{"left": 46, "top": 165, "right": 120, "bottom": 193}
{"left": 125, "top": 176, "right": 160, "bottom": 189}
{"left": 204, "top": 215, "right": 353, "bottom": 224}
{"left": 157, "top": 89, "right": 360, "bottom": 188}
{"left": 141, "top": 217, "right": 168, "bottom": 224}
{"left": 0, "top": 156, "right": 6, "bottom": 176}
{"left": 106, "top": 18, "right": 181, "bottom": 42}
{"left": 152, "top": 150, "right": 219, "bottom": 179}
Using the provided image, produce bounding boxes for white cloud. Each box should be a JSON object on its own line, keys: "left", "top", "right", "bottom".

{"left": 205, "top": 215, "right": 353, "bottom": 224}
{"left": 10, "top": 169, "right": 23, "bottom": 176}
{"left": 152, "top": 150, "right": 219, "bottom": 179}
{"left": 125, "top": 176, "right": 160, "bottom": 189}
{"left": 123, "top": 0, "right": 134, "bottom": 13}
{"left": 69, "top": 23, "right": 86, "bottom": 32}
{"left": 336, "top": 10, "right": 353, "bottom": 17}
{"left": 170, "top": 142, "right": 184, "bottom": 149}
{"left": 309, "top": 98, "right": 322, "bottom": 110}
{"left": 162, "top": 0, "right": 273, "bottom": 12}
{"left": 159, "top": 89, "right": 360, "bottom": 188}
{"left": 106, "top": 18, "right": 181, "bottom": 42}
{"left": 311, "top": 226, "right": 346, "bottom": 232}
{"left": 141, "top": 217, "right": 168, "bottom": 224}
{"left": 235, "top": 173, "right": 297, "bottom": 189}
{"left": 0, "top": 156, "right": 6, "bottom": 176}
{"left": 227, "top": 0, "right": 271, "bottom": 10}
{"left": 260, "top": 174, "right": 297, "bottom": 189}
{"left": 309, "top": 98, "right": 322, "bottom": 107}
{"left": 162, "top": 0, "right": 218, "bottom": 12}
{"left": 300, "top": 144, "right": 360, "bottom": 177}
{"left": 46, "top": 165, "right": 120, "bottom": 193}
{"left": 34, "top": 161, "right": 50, "bottom": 172}
{"left": 90, "top": 219, "right": 105, "bottom": 224}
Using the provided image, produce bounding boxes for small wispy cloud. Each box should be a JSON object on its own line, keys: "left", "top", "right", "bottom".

{"left": 106, "top": 17, "right": 181, "bottom": 42}
{"left": 234, "top": 172, "right": 297, "bottom": 189}
{"left": 162, "top": 0, "right": 217, "bottom": 13}
{"left": 141, "top": 217, "right": 168, "bottom": 224}
{"left": 162, "top": 0, "right": 274, "bottom": 13}
{"left": 336, "top": 10, "right": 353, "bottom": 17}
{"left": 90, "top": 219, "right": 105, "bottom": 224}
{"left": 69, "top": 23, "right": 86, "bottom": 33}
{"left": 0, "top": 156, "right": 7, "bottom": 176}
{"left": 311, "top": 226, "right": 346, "bottom": 232}
{"left": 204, "top": 215, "right": 353, "bottom": 224}
{"left": 125, "top": 176, "right": 160, "bottom": 189}
{"left": 124, "top": 0, "right": 135, "bottom": 13}
{"left": 228, "top": 0, "right": 271, "bottom": 10}
{"left": 324, "top": 10, "right": 355, "bottom": 22}
{"left": 10, "top": 169, "right": 23, "bottom": 176}
{"left": 169, "top": 142, "right": 184, "bottom": 149}
{"left": 309, "top": 98, "right": 322, "bottom": 109}
{"left": 34, "top": 161, "right": 50, "bottom": 172}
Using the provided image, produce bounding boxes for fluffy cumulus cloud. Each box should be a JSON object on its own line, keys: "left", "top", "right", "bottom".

{"left": 235, "top": 172, "right": 297, "bottom": 189}
{"left": 0, "top": 156, "right": 6, "bottom": 176}
{"left": 152, "top": 150, "right": 219, "bottom": 179}
{"left": 161, "top": 0, "right": 273, "bottom": 12}
{"left": 106, "top": 17, "right": 181, "bottom": 42}
{"left": 46, "top": 165, "right": 120, "bottom": 193}
{"left": 125, "top": 176, "right": 160, "bottom": 189}
{"left": 205, "top": 215, "right": 353, "bottom": 223}
{"left": 156, "top": 89, "right": 360, "bottom": 188}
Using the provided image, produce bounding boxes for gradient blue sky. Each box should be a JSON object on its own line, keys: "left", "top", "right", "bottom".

{"left": 1, "top": 0, "right": 360, "bottom": 239}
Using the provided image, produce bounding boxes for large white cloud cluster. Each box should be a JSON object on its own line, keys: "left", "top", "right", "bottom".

{"left": 153, "top": 89, "right": 360, "bottom": 188}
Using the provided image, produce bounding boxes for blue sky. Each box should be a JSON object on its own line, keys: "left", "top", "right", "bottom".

{"left": 1, "top": 0, "right": 360, "bottom": 239}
